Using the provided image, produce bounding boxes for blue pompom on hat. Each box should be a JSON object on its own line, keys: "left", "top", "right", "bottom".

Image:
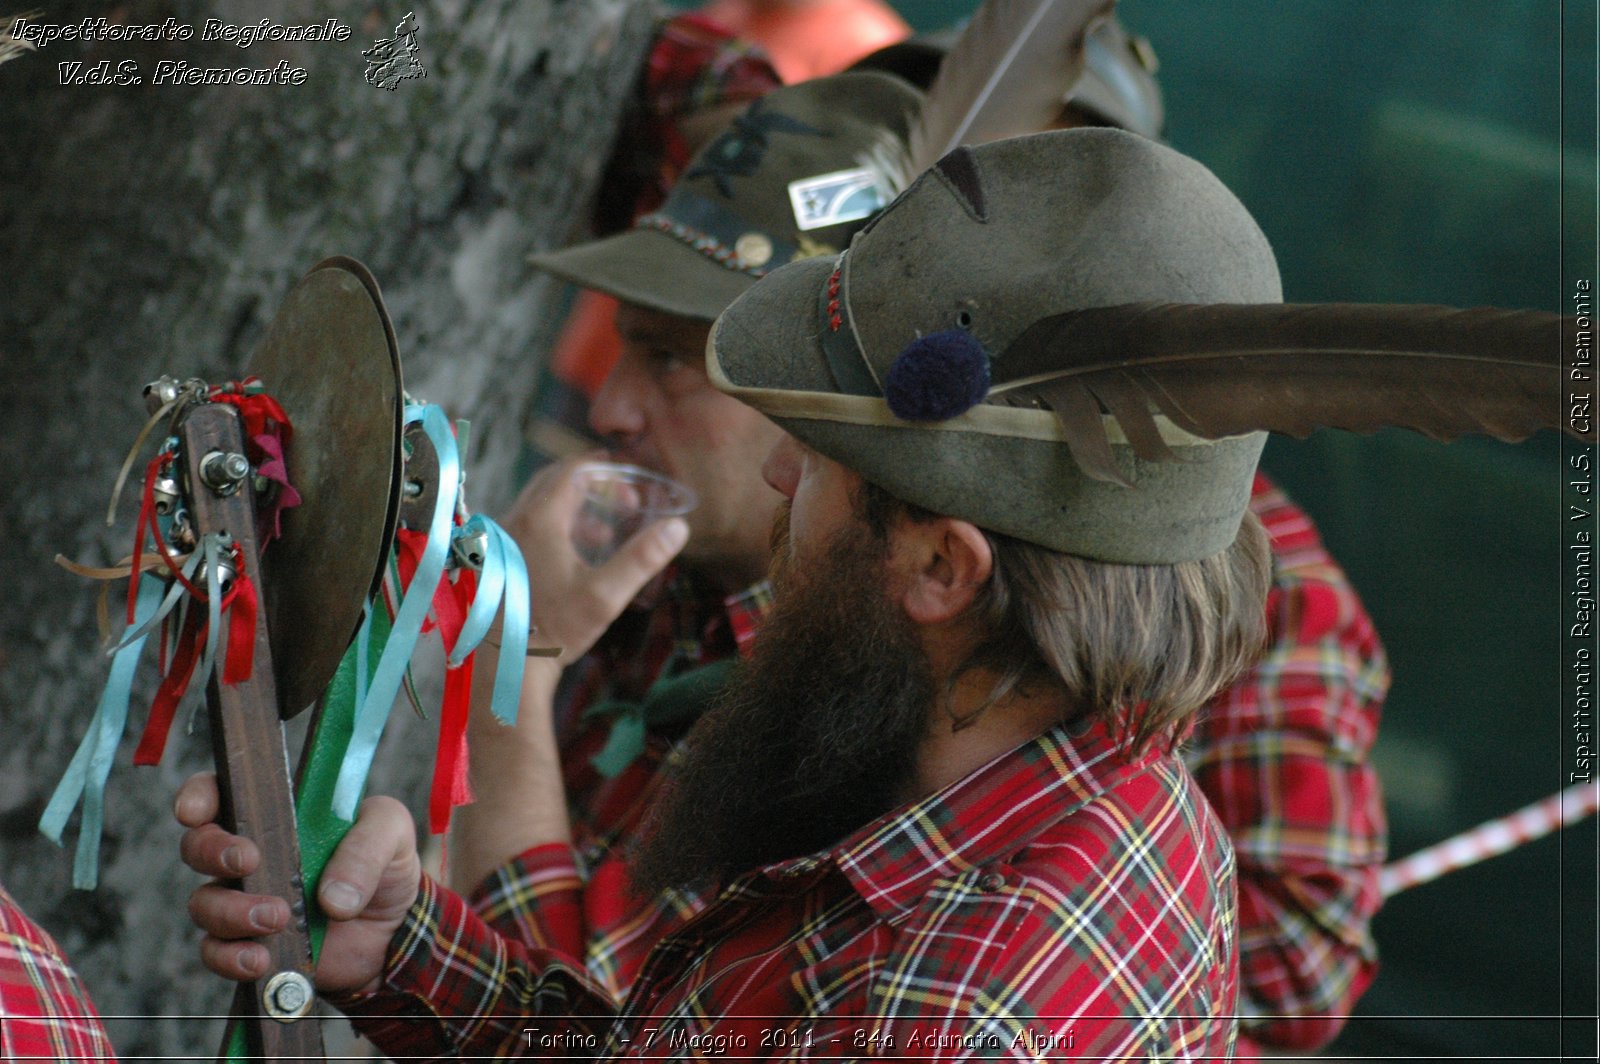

{"left": 883, "top": 329, "right": 991, "bottom": 422}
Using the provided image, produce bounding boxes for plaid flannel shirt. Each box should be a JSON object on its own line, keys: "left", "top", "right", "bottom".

{"left": 344, "top": 719, "right": 1238, "bottom": 1060}
{"left": 463, "top": 474, "right": 1387, "bottom": 1055}
{"left": 1187, "top": 474, "right": 1388, "bottom": 1053}
{"left": 0, "top": 883, "right": 116, "bottom": 1062}
{"left": 468, "top": 573, "right": 770, "bottom": 1001}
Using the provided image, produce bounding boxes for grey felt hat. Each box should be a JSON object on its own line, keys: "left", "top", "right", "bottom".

{"left": 709, "top": 128, "right": 1282, "bottom": 564}
{"left": 528, "top": 71, "right": 922, "bottom": 322}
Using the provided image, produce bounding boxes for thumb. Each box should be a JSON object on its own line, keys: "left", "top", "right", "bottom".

{"left": 317, "top": 796, "right": 420, "bottom": 923}
{"left": 309, "top": 796, "right": 422, "bottom": 994}
{"left": 593, "top": 516, "right": 690, "bottom": 605}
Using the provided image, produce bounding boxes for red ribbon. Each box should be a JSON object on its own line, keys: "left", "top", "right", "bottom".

{"left": 222, "top": 555, "right": 257, "bottom": 686}
{"left": 393, "top": 525, "right": 481, "bottom": 833}
{"left": 210, "top": 386, "right": 294, "bottom": 452}
{"left": 135, "top": 545, "right": 257, "bottom": 765}
{"left": 432, "top": 654, "right": 476, "bottom": 836}
{"left": 393, "top": 528, "right": 425, "bottom": 603}
{"left": 427, "top": 566, "right": 478, "bottom": 835}
{"left": 135, "top": 608, "right": 203, "bottom": 766}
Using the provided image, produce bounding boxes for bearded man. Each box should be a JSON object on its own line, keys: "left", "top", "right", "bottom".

{"left": 459, "top": 23, "right": 1388, "bottom": 1055}
{"left": 176, "top": 104, "right": 1577, "bottom": 1054}
{"left": 178, "top": 126, "right": 1288, "bottom": 1059}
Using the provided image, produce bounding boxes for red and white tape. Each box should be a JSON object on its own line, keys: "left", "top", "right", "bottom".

{"left": 1380, "top": 780, "right": 1600, "bottom": 898}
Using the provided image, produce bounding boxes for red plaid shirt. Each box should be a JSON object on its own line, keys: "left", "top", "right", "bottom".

{"left": 344, "top": 718, "right": 1238, "bottom": 1060}
{"left": 459, "top": 474, "right": 1387, "bottom": 1055}
{"left": 0, "top": 883, "right": 116, "bottom": 1062}
{"left": 467, "top": 575, "right": 770, "bottom": 1000}
{"left": 1188, "top": 474, "right": 1388, "bottom": 1053}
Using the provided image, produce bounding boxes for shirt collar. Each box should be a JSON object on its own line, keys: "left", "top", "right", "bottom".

{"left": 822, "top": 717, "right": 1157, "bottom": 923}
{"left": 665, "top": 570, "right": 772, "bottom": 662}
{"left": 722, "top": 579, "right": 772, "bottom": 657}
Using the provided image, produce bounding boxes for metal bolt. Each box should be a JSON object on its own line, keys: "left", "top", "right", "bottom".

{"left": 200, "top": 451, "right": 250, "bottom": 496}
{"left": 262, "top": 970, "right": 314, "bottom": 1022}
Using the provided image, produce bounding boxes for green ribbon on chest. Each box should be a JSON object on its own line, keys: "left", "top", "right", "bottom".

{"left": 581, "top": 658, "right": 738, "bottom": 778}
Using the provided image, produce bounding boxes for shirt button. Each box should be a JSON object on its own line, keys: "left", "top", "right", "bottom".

{"left": 978, "top": 871, "right": 1006, "bottom": 892}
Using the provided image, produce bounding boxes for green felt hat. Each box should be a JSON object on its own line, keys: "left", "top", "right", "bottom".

{"left": 528, "top": 71, "right": 922, "bottom": 322}
{"left": 709, "top": 128, "right": 1281, "bottom": 564}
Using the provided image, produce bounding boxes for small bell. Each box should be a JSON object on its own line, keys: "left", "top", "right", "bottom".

{"left": 151, "top": 472, "right": 182, "bottom": 516}
{"left": 211, "top": 538, "right": 238, "bottom": 593}
{"left": 451, "top": 527, "right": 489, "bottom": 571}
{"left": 142, "top": 376, "right": 183, "bottom": 415}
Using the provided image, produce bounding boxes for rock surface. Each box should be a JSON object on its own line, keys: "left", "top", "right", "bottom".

{"left": 0, "top": 0, "right": 653, "bottom": 1054}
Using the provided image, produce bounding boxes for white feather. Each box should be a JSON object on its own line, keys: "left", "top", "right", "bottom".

{"left": 907, "top": 0, "right": 1116, "bottom": 174}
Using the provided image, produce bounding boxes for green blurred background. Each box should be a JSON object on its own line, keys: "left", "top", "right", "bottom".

{"left": 668, "top": 0, "right": 1599, "bottom": 1055}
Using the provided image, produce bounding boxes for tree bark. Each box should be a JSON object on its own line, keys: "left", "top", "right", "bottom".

{"left": 0, "top": 0, "right": 654, "bottom": 1055}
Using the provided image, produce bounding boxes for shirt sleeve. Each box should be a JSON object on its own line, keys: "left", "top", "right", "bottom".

{"left": 1187, "top": 480, "right": 1390, "bottom": 1052}
{"left": 470, "top": 842, "right": 587, "bottom": 962}
{"left": 0, "top": 885, "right": 118, "bottom": 1063}
{"left": 339, "top": 874, "right": 619, "bottom": 1060}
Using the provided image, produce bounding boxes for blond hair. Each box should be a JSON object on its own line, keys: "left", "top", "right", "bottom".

{"left": 856, "top": 480, "right": 1271, "bottom": 756}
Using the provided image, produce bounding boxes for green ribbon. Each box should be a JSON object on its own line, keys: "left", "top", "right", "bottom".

{"left": 582, "top": 659, "right": 736, "bottom": 778}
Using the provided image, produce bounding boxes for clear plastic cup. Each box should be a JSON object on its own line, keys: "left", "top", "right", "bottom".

{"left": 569, "top": 462, "right": 697, "bottom": 566}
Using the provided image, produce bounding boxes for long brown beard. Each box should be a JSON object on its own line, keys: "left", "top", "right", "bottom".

{"left": 630, "top": 510, "right": 935, "bottom": 898}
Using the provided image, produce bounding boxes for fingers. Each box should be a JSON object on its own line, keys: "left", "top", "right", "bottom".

{"left": 178, "top": 822, "right": 259, "bottom": 879}
{"left": 198, "top": 935, "right": 273, "bottom": 983}
{"left": 500, "top": 455, "right": 691, "bottom": 663}
{"left": 183, "top": 796, "right": 421, "bottom": 990}
{"left": 187, "top": 879, "right": 290, "bottom": 984}
{"left": 175, "top": 772, "right": 262, "bottom": 880}
{"left": 594, "top": 516, "right": 689, "bottom": 603}
{"left": 316, "top": 796, "right": 420, "bottom": 922}
{"left": 185, "top": 853, "right": 290, "bottom": 983}
{"left": 173, "top": 771, "right": 220, "bottom": 828}
{"left": 504, "top": 453, "right": 597, "bottom": 548}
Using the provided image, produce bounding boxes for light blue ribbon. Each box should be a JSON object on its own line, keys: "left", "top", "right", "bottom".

{"left": 40, "top": 575, "right": 165, "bottom": 889}
{"left": 354, "top": 598, "right": 374, "bottom": 715}
{"left": 331, "top": 404, "right": 459, "bottom": 819}
{"left": 108, "top": 546, "right": 204, "bottom": 654}
{"left": 451, "top": 515, "right": 501, "bottom": 665}
{"left": 484, "top": 519, "right": 529, "bottom": 725}
{"left": 447, "top": 514, "right": 528, "bottom": 726}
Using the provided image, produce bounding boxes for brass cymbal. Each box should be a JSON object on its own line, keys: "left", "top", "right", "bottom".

{"left": 248, "top": 257, "right": 403, "bottom": 719}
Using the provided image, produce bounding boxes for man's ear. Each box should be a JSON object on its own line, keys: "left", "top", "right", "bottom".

{"left": 895, "top": 517, "right": 994, "bottom": 626}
